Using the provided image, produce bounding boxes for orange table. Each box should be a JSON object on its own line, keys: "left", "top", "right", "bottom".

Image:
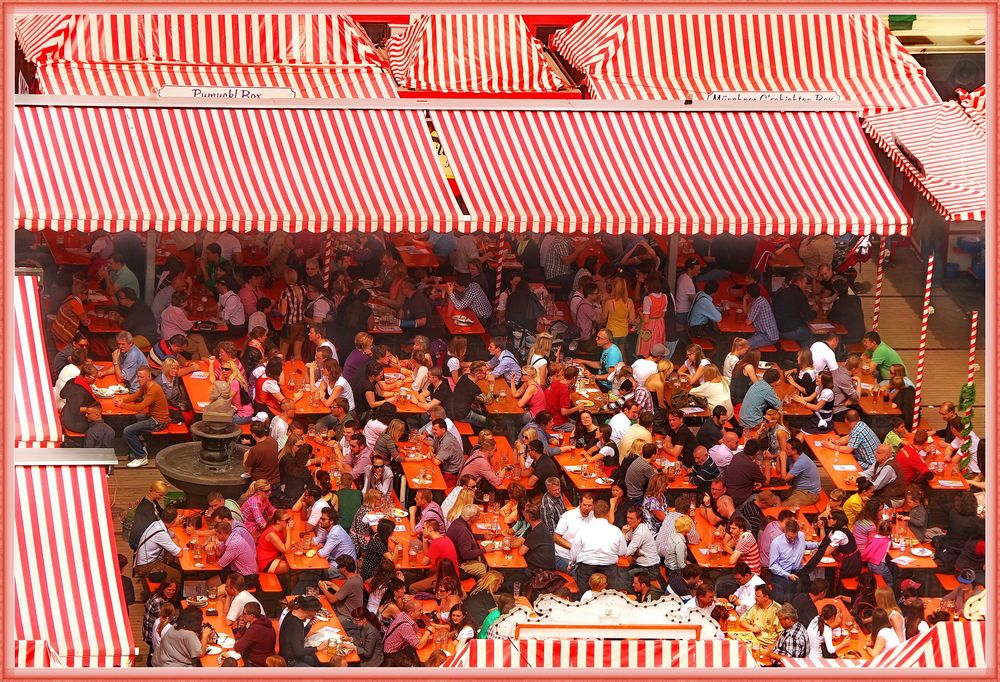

{"left": 182, "top": 359, "right": 328, "bottom": 415}
{"left": 482, "top": 546, "right": 528, "bottom": 570}
{"left": 803, "top": 437, "right": 863, "bottom": 491}
{"left": 393, "top": 380, "right": 432, "bottom": 415}
{"left": 437, "top": 305, "right": 485, "bottom": 336}
{"left": 555, "top": 451, "right": 612, "bottom": 492}
{"left": 469, "top": 435, "right": 532, "bottom": 491}
{"left": 92, "top": 361, "right": 137, "bottom": 416}
{"left": 395, "top": 243, "right": 441, "bottom": 269}
{"left": 770, "top": 247, "right": 805, "bottom": 270}
{"left": 689, "top": 507, "right": 735, "bottom": 569}
{"left": 899, "top": 433, "right": 970, "bottom": 492}
{"left": 401, "top": 460, "right": 448, "bottom": 493}
{"left": 476, "top": 377, "right": 523, "bottom": 416}
{"left": 776, "top": 366, "right": 900, "bottom": 419}
{"left": 718, "top": 308, "right": 756, "bottom": 335}
{"left": 172, "top": 509, "right": 223, "bottom": 573}
{"left": 44, "top": 231, "right": 93, "bottom": 265}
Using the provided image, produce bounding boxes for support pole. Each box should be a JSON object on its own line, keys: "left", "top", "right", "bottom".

{"left": 323, "top": 233, "right": 334, "bottom": 290}
{"left": 872, "top": 241, "right": 887, "bottom": 331}
{"left": 912, "top": 253, "right": 934, "bottom": 431}
{"left": 966, "top": 310, "right": 979, "bottom": 387}
{"left": 144, "top": 232, "right": 158, "bottom": 305}
{"left": 495, "top": 236, "right": 507, "bottom": 296}
{"left": 667, "top": 233, "right": 679, "bottom": 296}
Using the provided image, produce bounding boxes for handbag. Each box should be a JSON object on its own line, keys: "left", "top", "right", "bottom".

{"left": 525, "top": 570, "right": 568, "bottom": 603}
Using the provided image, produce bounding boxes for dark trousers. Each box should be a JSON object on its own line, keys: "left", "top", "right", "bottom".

{"left": 575, "top": 562, "right": 621, "bottom": 596}
{"left": 770, "top": 572, "right": 800, "bottom": 604}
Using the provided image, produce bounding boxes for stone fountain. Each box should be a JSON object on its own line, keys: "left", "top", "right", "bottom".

{"left": 155, "top": 420, "right": 249, "bottom": 507}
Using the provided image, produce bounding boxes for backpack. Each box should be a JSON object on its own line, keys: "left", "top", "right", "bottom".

{"left": 611, "top": 453, "right": 639, "bottom": 491}
{"left": 670, "top": 390, "right": 708, "bottom": 410}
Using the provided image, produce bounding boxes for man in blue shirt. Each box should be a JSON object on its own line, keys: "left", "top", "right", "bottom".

{"left": 313, "top": 508, "right": 356, "bottom": 579}
{"left": 688, "top": 280, "right": 723, "bottom": 345}
{"left": 112, "top": 331, "right": 149, "bottom": 391}
{"left": 579, "top": 328, "right": 623, "bottom": 390}
{"left": 738, "top": 369, "right": 783, "bottom": 429}
{"left": 825, "top": 409, "right": 880, "bottom": 470}
{"left": 768, "top": 519, "right": 819, "bottom": 603}
{"left": 487, "top": 337, "right": 522, "bottom": 383}
{"left": 781, "top": 438, "right": 821, "bottom": 507}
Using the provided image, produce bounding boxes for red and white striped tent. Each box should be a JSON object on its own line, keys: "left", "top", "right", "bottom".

{"left": 446, "top": 638, "right": 759, "bottom": 668}
{"left": 862, "top": 101, "right": 986, "bottom": 221}
{"left": 430, "top": 109, "right": 911, "bottom": 235}
{"left": 14, "top": 105, "right": 460, "bottom": 233}
{"left": 549, "top": 14, "right": 940, "bottom": 115}
{"left": 386, "top": 15, "right": 567, "bottom": 94}
{"left": 15, "top": 13, "right": 398, "bottom": 98}
{"left": 956, "top": 85, "right": 986, "bottom": 128}
{"left": 783, "top": 621, "right": 987, "bottom": 669}
{"left": 14, "top": 275, "right": 62, "bottom": 448}
{"left": 13, "top": 462, "right": 135, "bottom": 666}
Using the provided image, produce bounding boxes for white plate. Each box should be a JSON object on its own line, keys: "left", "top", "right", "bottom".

{"left": 595, "top": 477, "right": 614, "bottom": 485}
{"left": 911, "top": 547, "right": 933, "bottom": 557}
{"left": 194, "top": 563, "right": 205, "bottom": 569}
{"left": 191, "top": 371, "right": 209, "bottom": 379}
{"left": 564, "top": 465, "right": 582, "bottom": 473}
{"left": 224, "top": 652, "right": 241, "bottom": 660}
{"left": 206, "top": 646, "right": 222, "bottom": 655}
{"left": 392, "top": 509, "right": 408, "bottom": 518}
{"left": 820, "top": 557, "right": 836, "bottom": 565}
{"left": 216, "top": 635, "right": 235, "bottom": 648}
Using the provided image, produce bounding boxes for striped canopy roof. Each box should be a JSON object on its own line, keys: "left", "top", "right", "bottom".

{"left": 549, "top": 14, "right": 940, "bottom": 115}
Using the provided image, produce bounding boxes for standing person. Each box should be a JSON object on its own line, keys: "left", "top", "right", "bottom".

{"left": 674, "top": 258, "right": 700, "bottom": 327}
{"left": 116, "top": 366, "right": 169, "bottom": 468}
{"left": 278, "top": 269, "right": 307, "bottom": 360}
{"left": 569, "top": 499, "right": 628, "bottom": 593}
{"left": 623, "top": 507, "right": 660, "bottom": 583}
{"left": 738, "top": 369, "right": 783, "bottom": 430}
{"left": 553, "top": 494, "right": 595, "bottom": 572}
{"left": 243, "top": 421, "right": 281, "bottom": 487}
{"left": 602, "top": 277, "right": 637, "bottom": 361}
{"left": 636, "top": 275, "right": 669, "bottom": 358}
{"left": 769, "top": 519, "right": 819, "bottom": 604}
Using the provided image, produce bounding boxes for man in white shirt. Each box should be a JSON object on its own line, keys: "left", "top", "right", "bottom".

{"left": 269, "top": 400, "right": 295, "bottom": 450}
{"left": 608, "top": 401, "right": 641, "bottom": 446}
{"left": 675, "top": 258, "right": 701, "bottom": 326}
{"left": 623, "top": 508, "right": 660, "bottom": 582}
{"left": 553, "top": 493, "right": 595, "bottom": 572}
{"left": 223, "top": 574, "right": 262, "bottom": 626}
{"left": 211, "top": 232, "right": 244, "bottom": 263}
{"left": 303, "top": 487, "right": 331, "bottom": 531}
{"left": 569, "top": 499, "right": 628, "bottom": 592}
{"left": 631, "top": 344, "right": 665, "bottom": 388}
{"left": 418, "top": 406, "right": 462, "bottom": 444}
{"left": 132, "top": 506, "right": 182, "bottom": 589}
{"left": 709, "top": 431, "right": 741, "bottom": 471}
{"left": 683, "top": 583, "right": 725, "bottom": 637}
{"left": 726, "top": 561, "right": 766, "bottom": 616}
{"left": 809, "top": 332, "right": 840, "bottom": 374}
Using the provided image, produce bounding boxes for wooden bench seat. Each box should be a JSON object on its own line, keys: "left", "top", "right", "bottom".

{"left": 258, "top": 573, "right": 284, "bottom": 593}
{"left": 454, "top": 421, "right": 474, "bottom": 436}
{"left": 689, "top": 337, "right": 716, "bottom": 352}
{"left": 152, "top": 422, "right": 190, "bottom": 436}
{"left": 779, "top": 339, "right": 800, "bottom": 353}
{"left": 936, "top": 573, "right": 959, "bottom": 591}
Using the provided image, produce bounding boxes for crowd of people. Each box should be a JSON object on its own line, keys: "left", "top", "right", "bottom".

{"left": 33, "top": 229, "right": 985, "bottom": 668}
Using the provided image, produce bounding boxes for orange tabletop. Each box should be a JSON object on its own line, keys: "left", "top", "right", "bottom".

{"left": 555, "top": 451, "right": 612, "bottom": 492}
{"left": 803, "top": 436, "right": 863, "bottom": 491}
{"left": 776, "top": 366, "right": 900, "bottom": 419}
{"left": 282, "top": 360, "right": 331, "bottom": 416}
{"left": 718, "top": 308, "right": 756, "bottom": 335}
{"left": 807, "top": 320, "right": 849, "bottom": 335}
{"left": 811, "top": 597, "right": 872, "bottom": 661}
{"left": 401, "top": 460, "right": 448, "bottom": 492}
{"left": 569, "top": 375, "right": 614, "bottom": 414}
{"left": 437, "top": 305, "right": 486, "bottom": 335}
{"left": 180, "top": 359, "right": 215, "bottom": 413}
{"left": 470, "top": 435, "right": 532, "bottom": 491}
{"left": 91, "top": 361, "right": 139, "bottom": 417}
{"left": 689, "top": 507, "right": 735, "bottom": 569}
{"left": 769, "top": 247, "right": 805, "bottom": 270}
{"left": 394, "top": 380, "right": 432, "bottom": 415}
{"left": 44, "top": 231, "right": 93, "bottom": 265}
{"left": 171, "top": 509, "right": 223, "bottom": 573}
{"left": 899, "top": 433, "right": 970, "bottom": 491}
{"left": 482, "top": 547, "right": 528, "bottom": 570}
{"left": 396, "top": 243, "right": 441, "bottom": 269}
{"left": 477, "top": 377, "right": 523, "bottom": 416}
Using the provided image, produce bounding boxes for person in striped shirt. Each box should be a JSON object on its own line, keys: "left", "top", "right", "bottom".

{"left": 724, "top": 516, "right": 761, "bottom": 575}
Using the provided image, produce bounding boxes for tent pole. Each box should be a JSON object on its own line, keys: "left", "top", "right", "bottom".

{"left": 912, "top": 253, "right": 934, "bottom": 431}
{"left": 667, "top": 233, "right": 679, "bottom": 296}
{"left": 144, "top": 232, "right": 158, "bottom": 305}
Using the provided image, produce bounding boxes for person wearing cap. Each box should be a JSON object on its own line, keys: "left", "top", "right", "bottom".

{"left": 674, "top": 258, "right": 701, "bottom": 327}
{"left": 278, "top": 594, "right": 325, "bottom": 666}
{"left": 631, "top": 344, "right": 666, "bottom": 388}
{"left": 942, "top": 569, "right": 983, "bottom": 611}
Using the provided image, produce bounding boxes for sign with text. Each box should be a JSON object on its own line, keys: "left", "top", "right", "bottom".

{"left": 158, "top": 85, "right": 297, "bottom": 99}
{"left": 708, "top": 90, "right": 842, "bottom": 102}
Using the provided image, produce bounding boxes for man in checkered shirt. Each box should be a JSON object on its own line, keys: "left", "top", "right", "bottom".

{"left": 824, "top": 409, "right": 880, "bottom": 469}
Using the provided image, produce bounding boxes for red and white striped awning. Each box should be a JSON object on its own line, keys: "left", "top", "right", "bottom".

{"left": 446, "top": 638, "right": 759, "bottom": 668}
{"left": 16, "top": 13, "right": 386, "bottom": 66}
{"left": 386, "top": 15, "right": 567, "bottom": 93}
{"left": 431, "top": 109, "right": 910, "bottom": 235}
{"left": 14, "top": 464, "right": 135, "bottom": 666}
{"left": 33, "top": 62, "right": 398, "bottom": 98}
{"left": 956, "top": 85, "right": 986, "bottom": 128}
{"left": 549, "top": 14, "right": 940, "bottom": 115}
{"left": 14, "top": 641, "right": 59, "bottom": 668}
{"left": 862, "top": 101, "right": 986, "bottom": 222}
{"left": 784, "top": 622, "right": 986, "bottom": 669}
{"left": 14, "top": 275, "right": 61, "bottom": 448}
{"left": 15, "top": 105, "right": 461, "bottom": 233}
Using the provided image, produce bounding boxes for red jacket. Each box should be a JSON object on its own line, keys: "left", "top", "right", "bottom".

{"left": 897, "top": 444, "right": 931, "bottom": 483}
{"left": 234, "top": 614, "right": 277, "bottom": 666}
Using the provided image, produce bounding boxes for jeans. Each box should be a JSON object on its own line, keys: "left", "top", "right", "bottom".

{"left": 554, "top": 555, "right": 570, "bottom": 573}
{"left": 770, "top": 572, "right": 800, "bottom": 604}
{"left": 868, "top": 559, "right": 895, "bottom": 590}
{"left": 695, "top": 268, "right": 732, "bottom": 283}
{"left": 747, "top": 333, "right": 777, "bottom": 350}
{"left": 233, "top": 414, "right": 253, "bottom": 425}
{"left": 463, "top": 410, "right": 488, "bottom": 429}
{"left": 575, "top": 562, "right": 621, "bottom": 596}
{"left": 124, "top": 416, "right": 167, "bottom": 460}
{"left": 780, "top": 326, "right": 813, "bottom": 349}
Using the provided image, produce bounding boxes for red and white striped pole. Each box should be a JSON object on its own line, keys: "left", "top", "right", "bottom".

{"left": 323, "top": 233, "right": 334, "bottom": 290}
{"left": 966, "top": 309, "right": 979, "bottom": 387}
{"left": 495, "top": 236, "right": 507, "bottom": 296}
{"left": 872, "top": 241, "right": 887, "bottom": 331}
{"left": 912, "top": 253, "right": 934, "bottom": 431}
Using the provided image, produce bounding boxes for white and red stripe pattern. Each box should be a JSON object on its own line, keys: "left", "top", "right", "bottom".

{"left": 14, "top": 275, "right": 62, "bottom": 448}
{"left": 862, "top": 101, "right": 986, "bottom": 222}
{"left": 14, "top": 641, "right": 59, "bottom": 667}
{"left": 446, "top": 638, "right": 759, "bottom": 668}
{"left": 16, "top": 13, "right": 386, "bottom": 66}
{"left": 549, "top": 14, "right": 939, "bottom": 114}
{"left": 14, "top": 105, "right": 460, "bottom": 233}
{"left": 782, "top": 657, "right": 865, "bottom": 668}
{"left": 13, "top": 465, "right": 135, "bottom": 666}
{"left": 869, "top": 622, "right": 986, "bottom": 668}
{"left": 33, "top": 61, "right": 398, "bottom": 98}
{"left": 912, "top": 253, "right": 934, "bottom": 431}
{"left": 431, "top": 109, "right": 910, "bottom": 235}
{"left": 956, "top": 85, "right": 986, "bottom": 128}
{"left": 386, "top": 15, "right": 567, "bottom": 93}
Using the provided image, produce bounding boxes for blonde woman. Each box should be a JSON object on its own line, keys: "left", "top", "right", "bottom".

{"left": 645, "top": 359, "right": 675, "bottom": 410}
{"left": 723, "top": 338, "right": 749, "bottom": 380}
{"left": 349, "top": 488, "right": 383, "bottom": 553}
{"left": 678, "top": 344, "right": 711, "bottom": 386}
{"left": 510, "top": 365, "right": 547, "bottom": 422}
{"left": 601, "top": 277, "right": 637, "bottom": 358}
{"left": 446, "top": 488, "right": 476, "bottom": 526}
{"left": 526, "top": 333, "right": 553, "bottom": 387}
{"left": 515, "top": 427, "right": 539, "bottom": 468}
{"left": 689, "top": 364, "right": 733, "bottom": 415}
{"left": 220, "top": 359, "right": 254, "bottom": 424}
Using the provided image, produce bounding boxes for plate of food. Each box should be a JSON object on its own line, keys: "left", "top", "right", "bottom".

{"left": 93, "top": 387, "right": 115, "bottom": 398}
{"left": 453, "top": 315, "right": 475, "bottom": 326}
{"left": 392, "top": 508, "right": 408, "bottom": 518}
{"left": 305, "top": 549, "right": 317, "bottom": 558}
{"left": 207, "top": 646, "right": 222, "bottom": 655}
{"left": 188, "top": 595, "right": 207, "bottom": 607}
{"left": 820, "top": 556, "right": 836, "bottom": 565}
{"left": 911, "top": 547, "right": 933, "bottom": 557}
{"left": 595, "top": 476, "right": 614, "bottom": 485}
{"left": 576, "top": 399, "right": 595, "bottom": 408}
{"left": 191, "top": 371, "right": 209, "bottom": 380}
{"left": 224, "top": 652, "right": 241, "bottom": 661}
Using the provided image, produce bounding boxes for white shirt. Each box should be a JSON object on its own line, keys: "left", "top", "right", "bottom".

{"left": 54, "top": 363, "right": 81, "bottom": 410}
{"left": 135, "top": 520, "right": 182, "bottom": 567}
{"left": 722, "top": 353, "right": 740, "bottom": 380}
{"left": 219, "top": 290, "right": 245, "bottom": 326}
{"left": 807, "top": 616, "right": 834, "bottom": 659}
{"left": 418, "top": 417, "right": 461, "bottom": 446}
{"left": 709, "top": 443, "right": 738, "bottom": 469}
{"left": 810, "top": 341, "right": 839, "bottom": 374}
{"left": 631, "top": 358, "right": 658, "bottom": 387}
{"left": 270, "top": 414, "right": 289, "bottom": 449}
{"left": 608, "top": 412, "right": 632, "bottom": 446}
{"left": 569, "top": 517, "right": 627, "bottom": 566}
{"left": 307, "top": 498, "right": 331, "bottom": 527}
{"left": 440, "top": 485, "right": 463, "bottom": 522}
{"left": 213, "top": 232, "right": 243, "bottom": 261}
{"left": 876, "top": 626, "right": 902, "bottom": 651}
{"left": 226, "top": 590, "right": 261, "bottom": 624}
{"left": 624, "top": 522, "right": 659, "bottom": 567}
{"left": 335, "top": 376, "right": 355, "bottom": 411}
{"left": 682, "top": 598, "right": 719, "bottom": 626}
{"left": 675, "top": 273, "right": 696, "bottom": 313}
{"left": 554, "top": 508, "right": 594, "bottom": 560}
{"left": 319, "top": 340, "right": 339, "bottom": 364}
{"left": 451, "top": 234, "right": 479, "bottom": 274}
{"left": 363, "top": 419, "right": 387, "bottom": 450}
{"left": 731, "top": 575, "right": 766, "bottom": 616}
